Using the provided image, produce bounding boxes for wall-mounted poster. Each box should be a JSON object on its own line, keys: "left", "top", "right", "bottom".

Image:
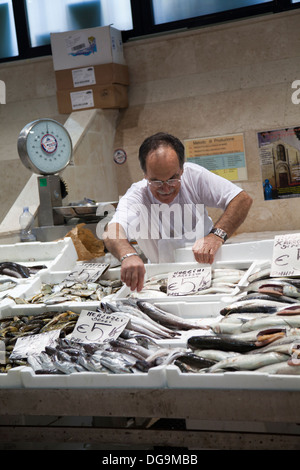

{"left": 258, "top": 126, "right": 300, "bottom": 200}
{"left": 184, "top": 133, "right": 247, "bottom": 181}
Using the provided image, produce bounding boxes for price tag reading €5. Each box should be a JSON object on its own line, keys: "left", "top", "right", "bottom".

{"left": 271, "top": 233, "right": 300, "bottom": 277}
{"left": 167, "top": 267, "right": 212, "bottom": 296}
{"left": 64, "top": 262, "right": 109, "bottom": 285}
{"left": 70, "top": 310, "right": 129, "bottom": 344}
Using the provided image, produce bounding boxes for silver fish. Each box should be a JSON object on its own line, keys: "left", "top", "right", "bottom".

{"left": 137, "top": 300, "right": 208, "bottom": 330}
{"left": 206, "top": 352, "right": 289, "bottom": 373}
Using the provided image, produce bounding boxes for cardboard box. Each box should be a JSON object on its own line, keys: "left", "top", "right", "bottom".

{"left": 56, "top": 84, "right": 128, "bottom": 114}
{"left": 55, "top": 63, "right": 129, "bottom": 90}
{"left": 50, "top": 25, "right": 125, "bottom": 71}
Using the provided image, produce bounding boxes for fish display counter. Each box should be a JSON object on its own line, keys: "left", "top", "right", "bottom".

{"left": 0, "top": 237, "right": 300, "bottom": 449}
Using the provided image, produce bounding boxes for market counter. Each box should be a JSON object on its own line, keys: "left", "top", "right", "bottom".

{"left": 0, "top": 387, "right": 300, "bottom": 449}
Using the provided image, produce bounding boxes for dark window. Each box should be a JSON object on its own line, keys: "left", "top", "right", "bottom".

{"left": 0, "top": 0, "right": 299, "bottom": 62}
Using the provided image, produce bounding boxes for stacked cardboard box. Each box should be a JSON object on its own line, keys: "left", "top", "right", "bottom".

{"left": 51, "top": 26, "right": 129, "bottom": 113}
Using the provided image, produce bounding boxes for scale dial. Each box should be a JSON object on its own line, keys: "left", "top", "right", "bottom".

{"left": 18, "top": 119, "right": 72, "bottom": 175}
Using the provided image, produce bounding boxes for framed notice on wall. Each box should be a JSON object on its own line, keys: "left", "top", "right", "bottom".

{"left": 257, "top": 126, "right": 300, "bottom": 200}
{"left": 184, "top": 133, "right": 247, "bottom": 181}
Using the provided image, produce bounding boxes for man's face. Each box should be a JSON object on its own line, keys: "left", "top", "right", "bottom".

{"left": 144, "top": 145, "right": 183, "bottom": 204}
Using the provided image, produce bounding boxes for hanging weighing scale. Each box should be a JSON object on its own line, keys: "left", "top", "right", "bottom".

{"left": 17, "top": 118, "right": 72, "bottom": 227}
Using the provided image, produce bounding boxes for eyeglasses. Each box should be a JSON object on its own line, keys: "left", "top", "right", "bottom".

{"left": 147, "top": 177, "right": 181, "bottom": 189}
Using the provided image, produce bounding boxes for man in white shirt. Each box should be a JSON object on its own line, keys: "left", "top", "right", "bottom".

{"left": 104, "top": 132, "right": 252, "bottom": 291}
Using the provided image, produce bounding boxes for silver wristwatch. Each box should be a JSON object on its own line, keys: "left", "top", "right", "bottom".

{"left": 210, "top": 227, "right": 228, "bottom": 242}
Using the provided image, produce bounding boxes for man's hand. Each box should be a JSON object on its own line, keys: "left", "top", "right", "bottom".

{"left": 192, "top": 233, "right": 224, "bottom": 264}
{"left": 121, "top": 255, "right": 146, "bottom": 292}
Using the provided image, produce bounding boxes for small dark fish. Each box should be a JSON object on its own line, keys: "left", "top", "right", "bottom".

{"left": 174, "top": 352, "right": 217, "bottom": 372}
{"left": 188, "top": 334, "right": 258, "bottom": 353}
{"left": 0, "top": 262, "right": 30, "bottom": 278}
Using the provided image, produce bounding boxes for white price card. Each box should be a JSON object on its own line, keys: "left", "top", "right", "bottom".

{"left": 271, "top": 233, "right": 300, "bottom": 277}
{"left": 70, "top": 310, "right": 129, "bottom": 344}
{"left": 10, "top": 330, "right": 60, "bottom": 360}
{"left": 72, "top": 67, "right": 96, "bottom": 88}
{"left": 64, "top": 262, "right": 109, "bottom": 284}
{"left": 167, "top": 267, "right": 211, "bottom": 296}
{"left": 70, "top": 89, "right": 94, "bottom": 110}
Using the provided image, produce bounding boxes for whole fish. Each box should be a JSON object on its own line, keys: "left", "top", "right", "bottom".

{"left": 0, "top": 262, "right": 30, "bottom": 278}
{"left": 174, "top": 353, "right": 217, "bottom": 372}
{"left": 109, "top": 338, "right": 151, "bottom": 360}
{"left": 206, "top": 352, "right": 289, "bottom": 373}
{"left": 219, "top": 299, "right": 290, "bottom": 316}
{"left": 188, "top": 334, "right": 258, "bottom": 353}
{"left": 236, "top": 292, "right": 296, "bottom": 304}
{"left": 238, "top": 314, "right": 300, "bottom": 333}
{"left": 193, "top": 349, "right": 240, "bottom": 362}
{"left": 114, "top": 300, "right": 177, "bottom": 335}
{"left": 136, "top": 300, "right": 208, "bottom": 330}
{"left": 99, "top": 351, "right": 135, "bottom": 374}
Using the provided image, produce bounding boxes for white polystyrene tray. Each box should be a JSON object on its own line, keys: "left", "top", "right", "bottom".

{"left": 165, "top": 365, "right": 300, "bottom": 391}
{"left": 19, "top": 365, "right": 167, "bottom": 389}
{"left": 114, "top": 260, "right": 253, "bottom": 302}
{"left": 0, "top": 238, "right": 77, "bottom": 272}
{"left": 175, "top": 239, "right": 274, "bottom": 263}
{"left": 0, "top": 366, "right": 25, "bottom": 389}
{"left": 0, "top": 238, "right": 78, "bottom": 314}
{"left": 0, "top": 262, "right": 124, "bottom": 319}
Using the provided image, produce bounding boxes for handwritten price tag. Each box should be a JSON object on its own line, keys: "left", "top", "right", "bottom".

{"left": 10, "top": 330, "right": 60, "bottom": 360}
{"left": 167, "top": 267, "right": 211, "bottom": 296}
{"left": 70, "top": 310, "right": 129, "bottom": 344}
{"left": 64, "top": 262, "right": 109, "bottom": 284}
{"left": 271, "top": 233, "right": 300, "bottom": 277}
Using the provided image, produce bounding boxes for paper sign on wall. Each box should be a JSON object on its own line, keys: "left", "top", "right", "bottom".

{"left": 167, "top": 267, "right": 211, "bottom": 296}
{"left": 271, "top": 233, "right": 300, "bottom": 277}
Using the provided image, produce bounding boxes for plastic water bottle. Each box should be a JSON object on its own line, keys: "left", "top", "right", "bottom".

{"left": 19, "top": 207, "right": 36, "bottom": 242}
{"left": 263, "top": 179, "right": 273, "bottom": 200}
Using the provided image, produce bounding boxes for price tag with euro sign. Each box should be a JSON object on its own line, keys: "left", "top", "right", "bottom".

{"left": 70, "top": 310, "right": 129, "bottom": 344}
{"left": 167, "top": 267, "right": 211, "bottom": 296}
{"left": 271, "top": 233, "right": 300, "bottom": 277}
{"left": 64, "top": 262, "right": 109, "bottom": 284}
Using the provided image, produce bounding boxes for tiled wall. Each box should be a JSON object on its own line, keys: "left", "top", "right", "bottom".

{"left": 0, "top": 10, "right": 300, "bottom": 234}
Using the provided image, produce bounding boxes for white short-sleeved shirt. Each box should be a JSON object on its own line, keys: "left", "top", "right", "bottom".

{"left": 109, "top": 162, "right": 242, "bottom": 263}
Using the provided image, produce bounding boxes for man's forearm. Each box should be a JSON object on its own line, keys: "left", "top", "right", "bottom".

{"left": 103, "top": 222, "right": 137, "bottom": 261}
{"left": 214, "top": 191, "right": 253, "bottom": 238}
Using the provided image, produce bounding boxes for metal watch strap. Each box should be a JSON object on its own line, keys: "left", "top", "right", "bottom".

{"left": 210, "top": 227, "right": 228, "bottom": 242}
{"left": 120, "top": 252, "right": 139, "bottom": 262}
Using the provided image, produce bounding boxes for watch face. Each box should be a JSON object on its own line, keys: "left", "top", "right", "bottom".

{"left": 18, "top": 119, "right": 72, "bottom": 175}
